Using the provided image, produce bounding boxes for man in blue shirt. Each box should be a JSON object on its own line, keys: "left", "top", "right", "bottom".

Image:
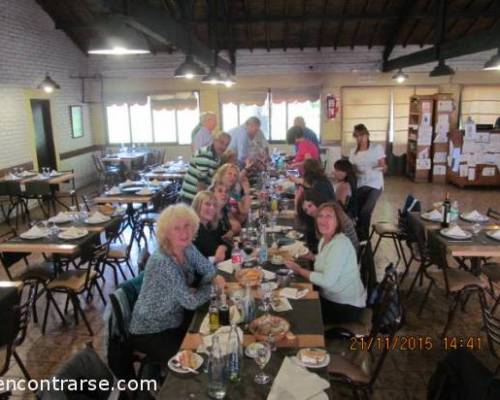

{"left": 293, "top": 116, "right": 320, "bottom": 152}
{"left": 228, "top": 116, "right": 268, "bottom": 167}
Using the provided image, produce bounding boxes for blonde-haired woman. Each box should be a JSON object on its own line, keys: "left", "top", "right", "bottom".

{"left": 130, "top": 204, "right": 225, "bottom": 362}
{"left": 212, "top": 163, "right": 251, "bottom": 223}
{"left": 192, "top": 191, "right": 231, "bottom": 263}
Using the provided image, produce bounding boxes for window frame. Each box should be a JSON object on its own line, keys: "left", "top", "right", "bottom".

{"left": 220, "top": 89, "right": 321, "bottom": 144}
{"left": 103, "top": 91, "right": 200, "bottom": 145}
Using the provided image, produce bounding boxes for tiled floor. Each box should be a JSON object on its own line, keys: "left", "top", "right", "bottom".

{"left": 2, "top": 177, "right": 500, "bottom": 399}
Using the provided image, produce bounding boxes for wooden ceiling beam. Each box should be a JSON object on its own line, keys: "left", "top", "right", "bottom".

{"left": 316, "top": 0, "right": 329, "bottom": 51}
{"left": 383, "top": 21, "right": 500, "bottom": 71}
{"left": 242, "top": 0, "right": 253, "bottom": 52}
{"left": 299, "top": 0, "right": 307, "bottom": 50}
{"left": 383, "top": 0, "right": 418, "bottom": 61}
{"left": 222, "top": 0, "right": 236, "bottom": 69}
{"left": 403, "top": 0, "right": 432, "bottom": 47}
{"left": 333, "top": 0, "right": 348, "bottom": 50}
{"left": 368, "top": 0, "right": 390, "bottom": 49}
{"left": 282, "top": 0, "right": 290, "bottom": 51}
{"left": 265, "top": 0, "right": 270, "bottom": 51}
{"left": 351, "top": 0, "right": 369, "bottom": 49}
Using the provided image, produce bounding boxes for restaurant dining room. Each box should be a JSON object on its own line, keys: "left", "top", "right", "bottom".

{"left": 2, "top": 0, "right": 500, "bottom": 399}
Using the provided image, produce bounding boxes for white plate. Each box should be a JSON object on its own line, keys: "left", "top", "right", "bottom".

{"left": 20, "top": 232, "right": 47, "bottom": 240}
{"left": 48, "top": 215, "right": 73, "bottom": 224}
{"left": 295, "top": 349, "right": 330, "bottom": 369}
{"left": 439, "top": 228, "right": 472, "bottom": 240}
{"left": 58, "top": 229, "right": 88, "bottom": 240}
{"left": 486, "top": 230, "right": 500, "bottom": 241}
{"left": 168, "top": 352, "right": 203, "bottom": 374}
{"left": 85, "top": 216, "right": 111, "bottom": 225}
{"left": 460, "top": 213, "right": 489, "bottom": 223}
{"left": 421, "top": 213, "right": 442, "bottom": 222}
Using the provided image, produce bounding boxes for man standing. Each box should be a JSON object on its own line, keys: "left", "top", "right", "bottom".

{"left": 192, "top": 112, "right": 217, "bottom": 153}
{"left": 228, "top": 116, "right": 268, "bottom": 167}
{"left": 293, "top": 116, "right": 320, "bottom": 152}
{"left": 180, "top": 131, "right": 231, "bottom": 203}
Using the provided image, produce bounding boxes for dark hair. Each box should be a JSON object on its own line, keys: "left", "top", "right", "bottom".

{"left": 316, "top": 202, "right": 344, "bottom": 236}
{"left": 286, "top": 126, "right": 304, "bottom": 145}
{"left": 303, "top": 159, "right": 325, "bottom": 185}
{"left": 245, "top": 116, "right": 261, "bottom": 127}
{"left": 353, "top": 123, "right": 370, "bottom": 154}
{"left": 296, "top": 188, "right": 331, "bottom": 225}
{"left": 334, "top": 159, "right": 356, "bottom": 190}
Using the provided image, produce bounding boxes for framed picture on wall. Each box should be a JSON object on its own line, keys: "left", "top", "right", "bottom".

{"left": 70, "top": 105, "right": 84, "bottom": 138}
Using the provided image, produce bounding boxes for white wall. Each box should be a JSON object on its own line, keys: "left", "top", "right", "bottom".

{"left": 0, "top": 0, "right": 95, "bottom": 187}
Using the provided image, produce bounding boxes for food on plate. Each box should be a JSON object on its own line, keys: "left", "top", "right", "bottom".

{"left": 235, "top": 268, "right": 263, "bottom": 287}
{"left": 98, "top": 204, "right": 115, "bottom": 216}
{"left": 178, "top": 350, "right": 198, "bottom": 369}
{"left": 298, "top": 348, "right": 327, "bottom": 365}
{"left": 250, "top": 315, "right": 290, "bottom": 341}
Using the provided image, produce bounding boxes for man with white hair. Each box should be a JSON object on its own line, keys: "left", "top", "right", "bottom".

{"left": 192, "top": 112, "right": 217, "bottom": 153}
{"left": 228, "top": 116, "right": 269, "bottom": 167}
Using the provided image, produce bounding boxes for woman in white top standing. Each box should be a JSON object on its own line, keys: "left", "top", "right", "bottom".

{"left": 349, "top": 124, "right": 387, "bottom": 241}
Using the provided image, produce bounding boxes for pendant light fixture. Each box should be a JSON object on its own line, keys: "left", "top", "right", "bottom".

{"left": 37, "top": 74, "right": 60, "bottom": 93}
{"left": 88, "top": 23, "right": 150, "bottom": 55}
{"left": 202, "top": 66, "right": 224, "bottom": 85}
{"left": 174, "top": 54, "right": 206, "bottom": 79}
{"left": 483, "top": 48, "right": 500, "bottom": 71}
{"left": 392, "top": 69, "right": 409, "bottom": 83}
{"left": 429, "top": 60, "right": 455, "bottom": 77}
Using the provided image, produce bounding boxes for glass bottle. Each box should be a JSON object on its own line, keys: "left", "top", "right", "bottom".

{"left": 209, "top": 297, "right": 220, "bottom": 333}
{"left": 231, "top": 241, "right": 242, "bottom": 271}
{"left": 441, "top": 192, "right": 451, "bottom": 228}
{"left": 219, "top": 294, "right": 230, "bottom": 326}
{"left": 242, "top": 283, "right": 255, "bottom": 325}
{"left": 258, "top": 223, "right": 268, "bottom": 264}
{"left": 208, "top": 335, "right": 227, "bottom": 399}
{"left": 226, "top": 322, "right": 243, "bottom": 383}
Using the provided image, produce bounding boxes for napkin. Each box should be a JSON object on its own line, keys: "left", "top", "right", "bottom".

{"left": 267, "top": 357, "right": 330, "bottom": 400}
{"left": 36, "top": 174, "right": 49, "bottom": 180}
{"left": 21, "top": 170, "right": 34, "bottom": 177}
{"left": 262, "top": 269, "right": 276, "bottom": 280}
{"left": 21, "top": 225, "right": 48, "bottom": 238}
{"left": 489, "top": 230, "right": 500, "bottom": 240}
{"left": 280, "top": 241, "right": 309, "bottom": 257}
{"left": 4, "top": 173, "right": 18, "bottom": 180}
{"left": 463, "top": 210, "right": 486, "bottom": 221}
{"left": 49, "top": 212, "right": 71, "bottom": 223}
{"left": 198, "top": 324, "right": 243, "bottom": 355}
{"left": 106, "top": 186, "right": 121, "bottom": 195}
{"left": 280, "top": 287, "right": 309, "bottom": 300}
{"left": 217, "top": 259, "right": 234, "bottom": 274}
{"left": 60, "top": 227, "right": 87, "bottom": 238}
{"left": 272, "top": 297, "right": 292, "bottom": 312}
{"left": 50, "top": 170, "right": 60, "bottom": 176}
{"left": 445, "top": 225, "right": 468, "bottom": 238}
{"left": 266, "top": 225, "right": 287, "bottom": 233}
{"left": 136, "top": 187, "right": 153, "bottom": 195}
{"left": 86, "top": 211, "right": 110, "bottom": 223}
{"left": 423, "top": 209, "right": 442, "bottom": 220}
{"left": 123, "top": 179, "right": 136, "bottom": 186}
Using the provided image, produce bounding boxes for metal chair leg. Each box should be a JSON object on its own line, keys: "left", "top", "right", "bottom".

{"left": 12, "top": 351, "right": 31, "bottom": 380}
{"left": 442, "top": 293, "right": 461, "bottom": 338}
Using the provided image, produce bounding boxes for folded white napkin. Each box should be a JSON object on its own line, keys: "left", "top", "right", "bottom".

{"left": 281, "top": 241, "right": 309, "bottom": 257}
{"left": 49, "top": 212, "right": 72, "bottom": 223}
{"left": 50, "top": 170, "right": 60, "bottom": 176}
{"left": 267, "top": 357, "right": 330, "bottom": 400}
{"left": 59, "top": 227, "right": 87, "bottom": 238}
{"left": 272, "top": 297, "right": 292, "bottom": 312}
{"left": 86, "top": 211, "right": 110, "bottom": 223}
{"left": 21, "top": 170, "right": 35, "bottom": 177}
{"left": 489, "top": 230, "right": 500, "bottom": 239}
{"left": 136, "top": 187, "right": 153, "bottom": 195}
{"left": 445, "top": 225, "right": 468, "bottom": 238}
{"left": 424, "top": 209, "right": 442, "bottom": 220}
{"left": 21, "top": 225, "right": 48, "bottom": 238}
{"left": 198, "top": 324, "right": 243, "bottom": 355}
{"left": 463, "top": 210, "right": 486, "bottom": 221}
{"left": 106, "top": 186, "right": 121, "bottom": 195}
{"left": 262, "top": 269, "right": 276, "bottom": 280}
{"left": 4, "top": 173, "right": 18, "bottom": 180}
{"left": 280, "top": 287, "right": 309, "bottom": 300}
{"left": 217, "top": 259, "right": 234, "bottom": 274}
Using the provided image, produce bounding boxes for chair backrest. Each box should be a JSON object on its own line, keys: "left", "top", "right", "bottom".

{"left": 0, "top": 251, "right": 29, "bottom": 280}
{"left": 13, "top": 281, "right": 37, "bottom": 348}
{"left": 406, "top": 212, "right": 428, "bottom": 262}
{"left": 487, "top": 208, "right": 500, "bottom": 221}
{"left": 24, "top": 181, "right": 51, "bottom": 196}
{"left": 482, "top": 307, "right": 500, "bottom": 362}
{"left": 427, "top": 232, "right": 454, "bottom": 294}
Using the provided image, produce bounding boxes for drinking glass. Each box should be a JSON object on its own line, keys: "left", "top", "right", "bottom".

{"left": 254, "top": 341, "right": 271, "bottom": 384}
{"left": 472, "top": 223, "right": 481, "bottom": 237}
{"left": 259, "top": 282, "right": 273, "bottom": 313}
{"left": 48, "top": 221, "right": 59, "bottom": 239}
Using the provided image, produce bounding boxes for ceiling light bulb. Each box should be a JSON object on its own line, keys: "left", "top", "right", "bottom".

{"left": 43, "top": 85, "right": 54, "bottom": 93}
{"left": 185, "top": 73, "right": 194, "bottom": 79}
{"left": 392, "top": 69, "right": 409, "bottom": 83}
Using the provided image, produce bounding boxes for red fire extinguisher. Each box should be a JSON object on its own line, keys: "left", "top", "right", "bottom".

{"left": 326, "top": 94, "right": 339, "bottom": 120}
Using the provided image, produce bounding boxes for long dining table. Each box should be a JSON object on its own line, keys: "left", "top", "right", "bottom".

{"left": 158, "top": 207, "right": 329, "bottom": 399}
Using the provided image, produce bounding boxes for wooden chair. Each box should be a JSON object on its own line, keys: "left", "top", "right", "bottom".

{"left": 482, "top": 306, "right": 500, "bottom": 375}
{"left": 418, "top": 232, "right": 487, "bottom": 338}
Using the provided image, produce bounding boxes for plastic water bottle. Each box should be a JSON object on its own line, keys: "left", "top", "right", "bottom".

{"left": 231, "top": 241, "right": 242, "bottom": 271}
{"left": 258, "top": 224, "right": 268, "bottom": 264}
{"left": 208, "top": 335, "right": 227, "bottom": 399}
{"left": 242, "top": 284, "right": 255, "bottom": 325}
{"left": 226, "top": 322, "right": 243, "bottom": 383}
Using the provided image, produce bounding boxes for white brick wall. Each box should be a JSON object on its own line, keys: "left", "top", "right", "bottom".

{"left": 0, "top": 0, "right": 95, "bottom": 187}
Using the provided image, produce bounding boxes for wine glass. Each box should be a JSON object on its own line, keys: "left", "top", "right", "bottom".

{"left": 48, "top": 221, "right": 59, "bottom": 239}
{"left": 254, "top": 341, "right": 271, "bottom": 384}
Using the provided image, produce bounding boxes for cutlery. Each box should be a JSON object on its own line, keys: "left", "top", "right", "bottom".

{"left": 171, "top": 359, "right": 200, "bottom": 374}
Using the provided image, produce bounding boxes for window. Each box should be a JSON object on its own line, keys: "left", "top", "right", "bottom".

{"left": 221, "top": 91, "right": 320, "bottom": 142}
{"left": 105, "top": 92, "right": 200, "bottom": 144}
{"left": 460, "top": 85, "right": 500, "bottom": 127}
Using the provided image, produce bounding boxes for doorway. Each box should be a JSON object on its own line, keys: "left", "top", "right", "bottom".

{"left": 30, "top": 99, "right": 57, "bottom": 170}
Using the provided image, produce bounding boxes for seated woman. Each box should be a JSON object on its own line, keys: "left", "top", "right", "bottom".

{"left": 212, "top": 163, "right": 251, "bottom": 225}
{"left": 291, "top": 158, "right": 335, "bottom": 205}
{"left": 210, "top": 180, "right": 241, "bottom": 238}
{"left": 333, "top": 159, "right": 357, "bottom": 216}
{"left": 129, "top": 204, "right": 225, "bottom": 362}
{"left": 298, "top": 188, "right": 359, "bottom": 253}
{"left": 285, "top": 202, "right": 366, "bottom": 325}
{"left": 192, "top": 191, "right": 231, "bottom": 262}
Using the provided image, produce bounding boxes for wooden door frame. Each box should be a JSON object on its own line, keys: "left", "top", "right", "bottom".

{"left": 24, "top": 89, "right": 61, "bottom": 170}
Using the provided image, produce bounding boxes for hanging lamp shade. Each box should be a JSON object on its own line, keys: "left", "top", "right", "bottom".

{"left": 174, "top": 55, "right": 206, "bottom": 79}
{"left": 392, "top": 69, "right": 409, "bottom": 83}
{"left": 201, "top": 67, "right": 224, "bottom": 85}
{"left": 429, "top": 60, "right": 455, "bottom": 77}
{"left": 88, "top": 25, "right": 150, "bottom": 55}
{"left": 37, "top": 74, "right": 60, "bottom": 93}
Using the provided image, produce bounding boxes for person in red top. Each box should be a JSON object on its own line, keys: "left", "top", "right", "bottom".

{"left": 287, "top": 126, "right": 320, "bottom": 173}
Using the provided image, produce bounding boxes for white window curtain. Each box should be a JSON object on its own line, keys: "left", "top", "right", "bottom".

{"left": 271, "top": 87, "right": 321, "bottom": 104}
{"left": 460, "top": 85, "right": 500, "bottom": 126}
{"left": 341, "top": 87, "right": 391, "bottom": 154}
{"left": 150, "top": 92, "right": 198, "bottom": 111}
{"left": 104, "top": 93, "right": 148, "bottom": 106}
{"left": 219, "top": 91, "right": 268, "bottom": 106}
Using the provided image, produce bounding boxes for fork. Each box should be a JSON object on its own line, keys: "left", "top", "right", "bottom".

{"left": 171, "top": 359, "right": 200, "bottom": 375}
